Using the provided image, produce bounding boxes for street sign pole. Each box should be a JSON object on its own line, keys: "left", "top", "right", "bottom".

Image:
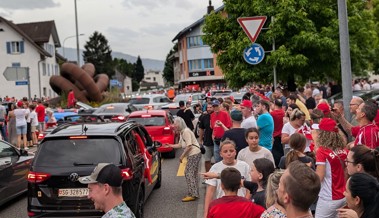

{"left": 27, "top": 67, "right": 31, "bottom": 100}
{"left": 337, "top": 0, "right": 353, "bottom": 122}
{"left": 272, "top": 16, "right": 277, "bottom": 90}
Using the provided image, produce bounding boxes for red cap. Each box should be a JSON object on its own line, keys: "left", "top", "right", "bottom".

{"left": 17, "top": 101, "right": 23, "bottom": 107}
{"left": 314, "top": 118, "right": 338, "bottom": 132}
{"left": 317, "top": 102, "right": 330, "bottom": 115}
{"left": 240, "top": 100, "right": 253, "bottom": 109}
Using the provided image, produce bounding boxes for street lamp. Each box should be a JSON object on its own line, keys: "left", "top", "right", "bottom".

{"left": 63, "top": 33, "right": 84, "bottom": 59}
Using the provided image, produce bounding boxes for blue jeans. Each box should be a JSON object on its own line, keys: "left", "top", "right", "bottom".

{"left": 0, "top": 124, "right": 7, "bottom": 142}
{"left": 213, "top": 138, "right": 222, "bottom": 163}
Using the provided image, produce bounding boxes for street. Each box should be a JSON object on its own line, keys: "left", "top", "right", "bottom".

{"left": 0, "top": 149, "right": 207, "bottom": 218}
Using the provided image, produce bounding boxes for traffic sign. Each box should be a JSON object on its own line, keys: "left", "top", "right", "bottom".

{"left": 237, "top": 16, "right": 267, "bottom": 43}
{"left": 243, "top": 43, "right": 265, "bottom": 65}
{"left": 3, "top": 67, "right": 29, "bottom": 81}
{"left": 15, "top": 80, "right": 29, "bottom": 86}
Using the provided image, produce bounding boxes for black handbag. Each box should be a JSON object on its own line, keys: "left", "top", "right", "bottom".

{"left": 193, "top": 144, "right": 206, "bottom": 154}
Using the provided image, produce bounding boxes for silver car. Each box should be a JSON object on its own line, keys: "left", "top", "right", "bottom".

{"left": 129, "top": 94, "right": 172, "bottom": 110}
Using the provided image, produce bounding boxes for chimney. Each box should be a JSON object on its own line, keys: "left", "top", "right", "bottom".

{"left": 207, "top": 0, "right": 214, "bottom": 14}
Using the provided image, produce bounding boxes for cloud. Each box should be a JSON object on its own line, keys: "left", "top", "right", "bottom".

{"left": 140, "top": 23, "right": 185, "bottom": 37}
{"left": 121, "top": 0, "right": 169, "bottom": 9}
{"left": 0, "top": 0, "right": 60, "bottom": 10}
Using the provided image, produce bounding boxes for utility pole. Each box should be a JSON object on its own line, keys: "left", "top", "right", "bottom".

{"left": 337, "top": 0, "right": 353, "bottom": 121}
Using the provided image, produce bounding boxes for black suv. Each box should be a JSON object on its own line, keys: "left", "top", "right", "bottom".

{"left": 27, "top": 121, "right": 162, "bottom": 218}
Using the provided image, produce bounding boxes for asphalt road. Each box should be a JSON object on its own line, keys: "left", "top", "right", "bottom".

{"left": 0, "top": 148, "right": 207, "bottom": 218}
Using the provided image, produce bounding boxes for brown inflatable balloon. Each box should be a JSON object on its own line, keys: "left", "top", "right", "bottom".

{"left": 49, "top": 63, "right": 109, "bottom": 103}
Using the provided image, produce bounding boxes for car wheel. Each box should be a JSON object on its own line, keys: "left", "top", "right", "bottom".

{"left": 135, "top": 188, "right": 145, "bottom": 218}
{"left": 154, "top": 159, "right": 162, "bottom": 189}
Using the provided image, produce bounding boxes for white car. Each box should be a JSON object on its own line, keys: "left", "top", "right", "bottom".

{"left": 129, "top": 94, "right": 172, "bottom": 110}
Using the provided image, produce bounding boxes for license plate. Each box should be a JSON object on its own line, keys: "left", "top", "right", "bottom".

{"left": 58, "top": 188, "right": 89, "bottom": 197}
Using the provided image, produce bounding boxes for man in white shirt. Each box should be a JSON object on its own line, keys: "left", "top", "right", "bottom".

{"left": 240, "top": 100, "right": 257, "bottom": 129}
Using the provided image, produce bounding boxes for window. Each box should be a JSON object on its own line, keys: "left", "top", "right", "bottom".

{"left": 187, "top": 36, "right": 206, "bottom": 48}
{"left": 55, "top": 65, "right": 59, "bottom": 75}
{"left": 146, "top": 77, "right": 151, "bottom": 80}
{"left": 44, "top": 43, "right": 54, "bottom": 55}
{"left": 204, "top": 59, "right": 214, "bottom": 69}
{"left": 0, "top": 141, "right": 17, "bottom": 158}
{"left": 47, "top": 64, "right": 50, "bottom": 76}
{"left": 42, "top": 63, "right": 46, "bottom": 76}
{"left": 43, "top": 87, "right": 47, "bottom": 97}
{"left": 12, "top": 63, "right": 21, "bottom": 67}
{"left": 153, "top": 77, "right": 156, "bottom": 81}
{"left": 6, "top": 41, "right": 24, "bottom": 54}
{"left": 188, "top": 59, "right": 202, "bottom": 71}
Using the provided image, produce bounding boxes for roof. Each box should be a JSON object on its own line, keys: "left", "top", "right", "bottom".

{"left": 47, "top": 122, "right": 136, "bottom": 137}
{"left": 178, "top": 75, "right": 225, "bottom": 83}
{"left": 129, "top": 110, "right": 167, "bottom": 117}
{"left": 172, "top": 5, "right": 224, "bottom": 41}
{"left": 17, "top": 20, "right": 61, "bottom": 47}
{"left": 0, "top": 17, "right": 52, "bottom": 57}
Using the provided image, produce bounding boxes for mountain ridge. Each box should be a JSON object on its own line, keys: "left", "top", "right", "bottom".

{"left": 57, "top": 47, "right": 165, "bottom": 71}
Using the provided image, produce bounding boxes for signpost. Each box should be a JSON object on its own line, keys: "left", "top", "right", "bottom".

{"left": 3, "top": 67, "right": 31, "bottom": 99}
{"left": 243, "top": 43, "right": 265, "bottom": 65}
{"left": 237, "top": 16, "right": 267, "bottom": 43}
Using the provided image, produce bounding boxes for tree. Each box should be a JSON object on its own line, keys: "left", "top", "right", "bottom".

{"left": 134, "top": 55, "right": 144, "bottom": 83}
{"left": 202, "top": 0, "right": 377, "bottom": 88}
{"left": 83, "top": 31, "right": 114, "bottom": 77}
{"left": 163, "top": 44, "right": 178, "bottom": 86}
{"left": 113, "top": 58, "right": 134, "bottom": 78}
{"left": 373, "top": 0, "right": 379, "bottom": 74}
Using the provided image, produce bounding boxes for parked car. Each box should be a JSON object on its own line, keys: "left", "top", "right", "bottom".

{"left": 27, "top": 121, "right": 162, "bottom": 218}
{"left": 161, "top": 93, "right": 204, "bottom": 116}
{"left": 210, "top": 89, "right": 233, "bottom": 96}
{"left": 327, "top": 90, "right": 369, "bottom": 105}
{"left": 127, "top": 110, "right": 178, "bottom": 158}
{"left": 0, "top": 140, "right": 33, "bottom": 206}
{"left": 230, "top": 91, "right": 247, "bottom": 104}
{"left": 76, "top": 101, "right": 97, "bottom": 114}
{"left": 92, "top": 103, "right": 137, "bottom": 122}
{"left": 129, "top": 94, "right": 172, "bottom": 110}
{"left": 359, "top": 89, "right": 379, "bottom": 103}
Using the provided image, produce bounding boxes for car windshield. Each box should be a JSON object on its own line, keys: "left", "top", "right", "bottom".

{"left": 34, "top": 138, "right": 121, "bottom": 167}
{"left": 128, "top": 116, "right": 166, "bottom": 126}
{"left": 174, "top": 95, "right": 189, "bottom": 103}
{"left": 129, "top": 98, "right": 150, "bottom": 104}
{"left": 95, "top": 105, "right": 125, "bottom": 113}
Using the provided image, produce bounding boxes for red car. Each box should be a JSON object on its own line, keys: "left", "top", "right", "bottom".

{"left": 127, "top": 110, "right": 178, "bottom": 158}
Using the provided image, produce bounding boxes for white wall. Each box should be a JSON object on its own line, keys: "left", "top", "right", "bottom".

{"left": 0, "top": 22, "right": 58, "bottom": 100}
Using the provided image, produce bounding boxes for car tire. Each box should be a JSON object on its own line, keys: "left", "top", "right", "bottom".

{"left": 135, "top": 187, "right": 145, "bottom": 218}
{"left": 154, "top": 159, "right": 162, "bottom": 189}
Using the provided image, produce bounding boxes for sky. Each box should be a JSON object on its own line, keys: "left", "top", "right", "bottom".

{"left": 0, "top": 0, "right": 223, "bottom": 60}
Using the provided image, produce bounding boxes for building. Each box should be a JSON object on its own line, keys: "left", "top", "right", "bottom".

{"left": 141, "top": 70, "right": 165, "bottom": 89}
{"left": 0, "top": 17, "right": 63, "bottom": 100}
{"left": 172, "top": 5, "right": 225, "bottom": 91}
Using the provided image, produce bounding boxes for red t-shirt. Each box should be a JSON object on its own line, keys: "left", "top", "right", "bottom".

{"left": 208, "top": 196, "right": 264, "bottom": 218}
{"left": 316, "top": 146, "right": 348, "bottom": 200}
{"left": 210, "top": 110, "right": 232, "bottom": 139}
{"left": 35, "top": 104, "right": 46, "bottom": 122}
{"left": 352, "top": 123, "right": 379, "bottom": 149}
{"left": 270, "top": 109, "right": 285, "bottom": 137}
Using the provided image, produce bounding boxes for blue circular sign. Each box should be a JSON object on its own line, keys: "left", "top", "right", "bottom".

{"left": 243, "top": 43, "right": 265, "bottom": 65}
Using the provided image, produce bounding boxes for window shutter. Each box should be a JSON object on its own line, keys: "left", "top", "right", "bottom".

{"left": 20, "top": 41, "right": 24, "bottom": 53}
{"left": 6, "top": 42, "right": 11, "bottom": 54}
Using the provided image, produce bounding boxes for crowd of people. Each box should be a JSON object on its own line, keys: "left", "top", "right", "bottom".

{"left": 171, "top": 82, "right": 379, "bottom": 218}
{"left": 0, "top": 97, "right": 56, "bottom": 149}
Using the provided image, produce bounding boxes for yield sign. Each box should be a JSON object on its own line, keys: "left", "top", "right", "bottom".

{"left": 237, "top": 16, "right": 267, "bottom": 43}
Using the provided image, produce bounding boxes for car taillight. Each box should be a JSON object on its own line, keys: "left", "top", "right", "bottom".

{"left": 163, "top": 126, "right": 171, "bottom": 135}
{"left": 27, "top": 172, "right": 51, "bottom": 183}
{"left": 28, "top": 211, "right": 36, "bottom": 217}
{"left": 38, "top": 133, "right": 45, "bottom": 140}
{"left": 111, "top": 116, "right": 126, "bottom": 121}
{"left": 121, "top": 168, "right": 133, "bottom": 180}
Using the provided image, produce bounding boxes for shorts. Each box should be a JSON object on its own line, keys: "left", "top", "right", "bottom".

{"left": 31, "top": 126, "right": 37, "bottom": 132}
{"left": 203, "top": 145, "right": 214, "bottom": 162}
{"left": 16, "top": 125, "right": 27, "bottom": 135}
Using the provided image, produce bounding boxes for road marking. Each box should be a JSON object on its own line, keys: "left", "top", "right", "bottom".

{"left": 176, "top": 157, "right": 187, "bottom": 176}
